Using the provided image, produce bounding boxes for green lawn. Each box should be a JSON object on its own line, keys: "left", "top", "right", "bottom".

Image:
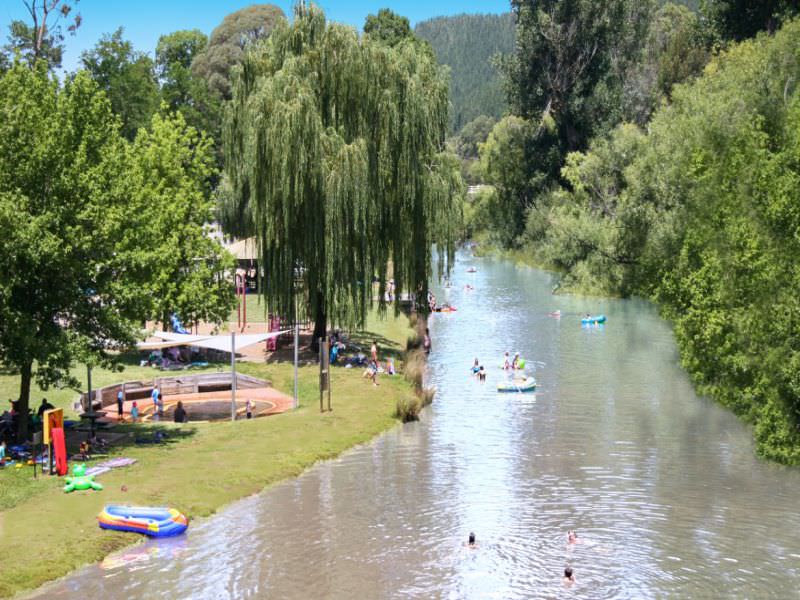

{"left": 0, "top": 312, "right": 419, "bottom": 599}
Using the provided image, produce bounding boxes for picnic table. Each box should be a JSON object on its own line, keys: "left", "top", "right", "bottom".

{"left": 78, "top": 410, "right": 107, "bottom": 439}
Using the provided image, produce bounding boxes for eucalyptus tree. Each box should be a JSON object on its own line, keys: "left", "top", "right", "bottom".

{"left": 224, "top": 4, "right": 462, "bottom": 344}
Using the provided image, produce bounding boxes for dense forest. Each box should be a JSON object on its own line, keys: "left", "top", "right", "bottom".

{"left": 467, "top": 0, "right": 800, "bottom": 463}
{"left": 415, "top": 13, "right": 515, "bottom": 132}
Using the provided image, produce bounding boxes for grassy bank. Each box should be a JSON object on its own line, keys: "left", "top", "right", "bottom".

{"left": 0, "top": 313, "right": 419, "bottom": 599}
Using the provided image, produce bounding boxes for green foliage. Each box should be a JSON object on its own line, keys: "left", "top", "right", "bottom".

{"left": 415, "top": 13, "right": 515, "bottom": 132}
{"left": 127, "top": 109, "right": 235, "bottom": 330}
{"left": 0, "top": 63, "right": 145, "bottom": 437}
{"left": 3, "top": 20, "right": 63, "bottom": 69}
{"left": 624, "top": 3, "right": 709, "bottom": 123}
{"left": 515, "top": 20, "right": 800, "bottom": 462}
{"left": 700, "top": 0, "right": 799, "bottom": 41}
{"left": 364, "top": 8, "right": 412, "bottom": 46}
{"left": 479, "top": 115, "right": 561, "bottom": 246}
{"left": 224, "top": 4, "right": 462, "bottom": 340}
{"left": 80, "top": 28, "right": 159, "bottom": 140}
{"left": 156, "top": 30, "right": 222, "bottom": 154}
{"left": 190, "top": 3, "right": 285, "bottom": 100}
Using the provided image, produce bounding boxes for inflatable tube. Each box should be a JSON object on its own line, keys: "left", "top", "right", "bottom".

{"left": 98, "top": 505, "right": 188, "bottom": 538}
{"left": 52, "top": 427, "right": 67, "bottom": 476}
{"left": 581, "top": 315, "right": 607, "bottom": 324}
{"left": 497, "top": 377, "right": 537, "bottom": 393}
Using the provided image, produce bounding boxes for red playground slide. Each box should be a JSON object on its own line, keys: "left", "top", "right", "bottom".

{"left": 52, "top": 427, "right": 67, "bottom": 476}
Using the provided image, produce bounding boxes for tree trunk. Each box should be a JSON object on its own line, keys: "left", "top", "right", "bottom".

{"left": 311, "top": 291, "right": 326, "bottom": 353}
{"left": 17, "top": 361, "right": 32, "bottom": 441}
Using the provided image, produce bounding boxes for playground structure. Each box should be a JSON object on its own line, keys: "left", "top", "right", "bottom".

{"left": 79, "top": 372, "right": 294, "bottom": 422}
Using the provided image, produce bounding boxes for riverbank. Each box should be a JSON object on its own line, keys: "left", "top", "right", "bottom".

{"left": 0, "top": 314, "right": 420, "bottom": 599}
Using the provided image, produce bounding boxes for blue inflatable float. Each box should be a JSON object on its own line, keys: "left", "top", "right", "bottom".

{"left": 98, "top": 505, "right": 188, "bottom": 537}
{"left": 581, "top": 315, "right": 607, "bottom": 325}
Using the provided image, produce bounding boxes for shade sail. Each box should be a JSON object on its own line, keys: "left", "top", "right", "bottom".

{"left": 137, "top": 330, "right": 291, "bottom": 353}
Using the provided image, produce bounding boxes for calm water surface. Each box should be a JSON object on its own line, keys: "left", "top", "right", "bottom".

{"left": 33, "top": 257, "right": 800, "bottom": 599}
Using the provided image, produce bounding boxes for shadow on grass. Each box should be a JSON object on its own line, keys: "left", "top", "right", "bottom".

{"left": 66, "top": 422, "right": 198, "bottom": 456}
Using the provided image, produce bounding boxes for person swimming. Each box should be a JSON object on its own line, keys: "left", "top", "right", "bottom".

{"left": 567, "top": 530, "right": 581, "bottom": 544}
{"left": 563, "top": 566, "right": 575, "bottom": 586}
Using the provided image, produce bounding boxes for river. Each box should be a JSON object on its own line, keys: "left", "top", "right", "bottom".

{"left": 32, "top": 256, "right": 800, "bottom": 599}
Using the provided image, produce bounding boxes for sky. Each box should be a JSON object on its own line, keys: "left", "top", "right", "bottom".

{"left": 0, "top": 0, "right": 510, "bottom": 72}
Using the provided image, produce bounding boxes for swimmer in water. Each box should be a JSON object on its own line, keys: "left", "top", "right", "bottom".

{"left": 465, "top": 532, "right": 478, "bottom": 548}
{"left": 563, "top": 566, "right": 575, "bottom": 587}
{"left": 471, "top": 358, "right": 480, "bottom": 374}
{"left": 567, "top": 530, "right": 581, "bottom": 544}
{"left": 478, "top": 365, "right": 486, "bottom": 381}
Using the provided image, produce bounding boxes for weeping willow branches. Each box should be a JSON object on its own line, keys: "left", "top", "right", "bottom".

{"left": 223, "top": 3, "right": 463, "bottom": 336}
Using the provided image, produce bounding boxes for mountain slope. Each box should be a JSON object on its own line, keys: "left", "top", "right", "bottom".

{"left": 415, "top": 13, "right": 515, "bottom": 132}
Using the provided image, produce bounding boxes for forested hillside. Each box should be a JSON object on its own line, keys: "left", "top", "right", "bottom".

{"left": 470, "top": 0, "right": 800, "bottom": 463}
{"left": 415, "top": 13, "right": 515, "bottom": 132}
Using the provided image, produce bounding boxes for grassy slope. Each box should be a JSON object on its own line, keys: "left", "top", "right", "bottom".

{"left": 0, "top": 314, "right": 416, "bottom": 599}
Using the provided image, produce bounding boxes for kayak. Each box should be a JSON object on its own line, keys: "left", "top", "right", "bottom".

{"left": 98, "top": 505, "right": 188, "bottom": 537}
{"left": 581, "top": 315, "right": 606, "bottom": 324}
{"left": 497, "top": 377, "right": 537, "bottom": 393}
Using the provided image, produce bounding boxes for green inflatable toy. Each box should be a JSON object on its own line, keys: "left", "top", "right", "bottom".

{"left": 63, "top": 463, "right": 103, "bottom": 493}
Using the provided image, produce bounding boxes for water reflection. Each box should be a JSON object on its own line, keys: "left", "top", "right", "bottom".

{"left": 29, "top": 255, "right": 800, "bottom": 599}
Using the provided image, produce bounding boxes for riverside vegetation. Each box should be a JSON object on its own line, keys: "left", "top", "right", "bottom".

{"left": 466, "top": 1, "right": 800, "bottom": 463}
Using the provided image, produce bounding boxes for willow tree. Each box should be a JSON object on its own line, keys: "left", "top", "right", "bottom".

{"left": 224, "top": 4, "right": 462, "bottom": 343}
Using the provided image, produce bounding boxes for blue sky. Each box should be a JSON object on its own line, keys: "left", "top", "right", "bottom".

{"left": 0, "top": 0, "right": 510, "bottom": 72}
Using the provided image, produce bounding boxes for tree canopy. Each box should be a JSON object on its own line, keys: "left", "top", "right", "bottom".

{"left": 224, "top": 4, "right": 462, "bottom": 342}
{"left": 700, "top": 0, "right": 799, "bottom": 41}
{"left": 156, "top": 29, "right": 221, "bottom": 145}
{"left": 191, "top": 3, "right": 285, "bottom": 100}
{"left": 1, "top": 0, "right": 81, "bottom": 70}
{"left": 80, "top": 28, "right": 159, "bottom": 140}
{"left": 0, "top": 61, "right": 232, "bottom": 439}
{"left": 364, "top": 8, "right": 413, "bottom": 46}
{"left": 0, "top": 63, "right": 143, "bottom": 439}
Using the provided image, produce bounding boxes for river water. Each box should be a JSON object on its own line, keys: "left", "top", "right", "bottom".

{"left": 33, "top": 257, "right": 800, "bottom": 599}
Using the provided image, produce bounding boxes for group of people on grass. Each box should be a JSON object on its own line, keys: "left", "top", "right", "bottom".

{"left": 362, "top": 340, "right": 396, "bottom": 385}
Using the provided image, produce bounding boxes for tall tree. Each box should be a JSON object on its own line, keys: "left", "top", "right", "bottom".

{"left": 128, "top": 110, "right": 234, "bottom": 330}
{"left": 502, "top": 0, "right": 654, "bottom": 152}
{"left": 0, "top": 63, "right": 145, "bottom": 440}
{"left": 364, "top": 8, "right": 412, "bottom": 46}
{"left": 191, "top": 4, "right": 285, "bottom": 100}
{"left": 700, "top": 0, "right": 799, "bottom": 41}
{"left": 155, "top": 30, "right": 221, "bottom": 143}
{"left": 2, "top": 0, "right": 81, "bottom": 70}
{"left": 224, "top": 4, "right": 462, "bottom": 344}
{"left": 80, "top": 28, "right": 159, "bottom": 140}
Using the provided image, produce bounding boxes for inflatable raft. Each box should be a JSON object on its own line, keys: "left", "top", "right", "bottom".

{"left": 497, "top": 377, "right": 537, "bottom": 393}
{"left": 98, "top": 505, "right": 188, "bottom": 538}
{"left": 433, "top": 306, "right": 457, "bottom": 313}
{"left": 581, "top": 314, "right": 607, "bottom": 324}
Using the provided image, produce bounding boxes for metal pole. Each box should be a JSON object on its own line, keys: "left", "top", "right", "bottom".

{"left": 86, "top": 365, "right": 92, "bottom": 414}
{"left": 230, "top": 331, "right": 237, "bottom": 421}
{"left": 293, "top": 321, "right": 299, "bottom": 409}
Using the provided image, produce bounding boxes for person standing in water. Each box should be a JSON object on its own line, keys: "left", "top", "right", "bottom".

{"left": 465, "top": 532, "right": 478, "bottom": 548}
{"left": 478, "top": 366, "right": 486, "bottom": 381}
{"left": 471, "top": 358, "right": 480, "bottom": 374}
{"left": 503, "top": 351, "right": 511, "bottom": 370}
{"left": 563, "top": 566, "right": 575, "bottom": 587}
